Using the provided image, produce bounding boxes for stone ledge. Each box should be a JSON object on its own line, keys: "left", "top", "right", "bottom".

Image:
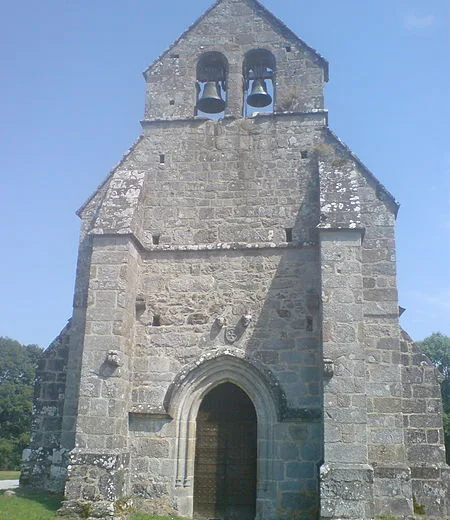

{"left": 143, "top": 240, "right": 317, "bottom": 252}
{"left": 141, "top": 109, "right": 329, "bottom": 128}
{"left": 129, "top": 406, "right": 169, "bottom": 416}
{"left": 90, "top": 232, "right": 318, "bottom": 254}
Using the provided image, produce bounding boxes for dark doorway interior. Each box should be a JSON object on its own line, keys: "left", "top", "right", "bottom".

{"left": 193, "top": 383, "right": 257, "bottom": 520}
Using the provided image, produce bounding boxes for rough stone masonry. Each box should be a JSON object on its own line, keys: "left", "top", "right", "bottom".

{"left": 21, "top": 1, "right": 449, "bottom": 519}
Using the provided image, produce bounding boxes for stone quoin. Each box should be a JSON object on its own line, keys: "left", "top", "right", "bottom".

{"left": 21, "top": 1, "right": 449, "bottom": 519}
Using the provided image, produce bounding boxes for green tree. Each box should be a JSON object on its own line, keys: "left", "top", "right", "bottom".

{"left": 419, "top": 332, "right": 450, "bottom": 463}
{"left": 0, "top": 337, "right": 42, "bottom": 470}
{"left": 419, "top": 332, "right": 450, "bottom": 378}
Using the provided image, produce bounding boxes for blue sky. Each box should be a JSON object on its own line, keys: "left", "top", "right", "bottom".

{"left": 0, "top": 0, "right": 449, "bottom": 347}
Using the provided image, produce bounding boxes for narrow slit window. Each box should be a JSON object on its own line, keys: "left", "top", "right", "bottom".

{"left": 135, "top": 298, "right": 146, "bottom": 319}
{"left": 152, "top": 235, "right": 160, "bottom": 245}
{"left": 306, "top": 317, "right": 313, "bottom": 332}
{"left": 152, "top": 315, "right": 161, "bottom": 327}
{"left": 285, "top": 228, "right": 293, "bottom": 243}
{"left": 301, "top": 150, "right": 308, "bottom": 159}
{"left": 159, "top": 154, "right": 165, "bottom": 164}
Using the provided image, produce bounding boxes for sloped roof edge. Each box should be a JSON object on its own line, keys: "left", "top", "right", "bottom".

{"left": 43, "top": 318, "right": 72, "bottom": 353}
{"left": 76, "top": 136, "right": 144, "bottom": 218}
{"left": 143, "top": 0, "right": 329, "bottom": 81}
{"left": 325, "top": 128, "right": 400, "bottom": 216}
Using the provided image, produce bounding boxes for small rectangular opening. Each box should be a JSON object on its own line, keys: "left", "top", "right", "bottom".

{"left": 152, "top": 234, "right": 160, "bottom": 245}
{"left": 306, "top": 317, "right": 313, "bottom": 332}
{"left": 152, "top": 315, "right": 161, "bottom": 327}
{"left": 285, "top": 46, "right": 292, "bottom": 53}
{"left": 159, "top": 154, "right": 165, "bottom": 164}
{"left": 170, "top": 53, "right": 180, "bottom": 59}
{"left": 135, "top": 298, "right": 146, "bottom": 319}
{"left": 285, "top": 228, "right": 293, "bottom": 243}
{"left": 301, "top": 150, "right": 308, "bottom": 159}
{"left": 169, "top": 99, "right": 175, "bottom": 105}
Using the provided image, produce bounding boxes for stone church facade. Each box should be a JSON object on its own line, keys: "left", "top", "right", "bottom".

{"left": 22, "top": 1, "right": 449, "bottom": 519}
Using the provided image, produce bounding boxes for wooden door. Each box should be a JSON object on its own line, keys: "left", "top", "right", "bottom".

{"left": 193, "top": 383, "right": 257, "bottom": 520}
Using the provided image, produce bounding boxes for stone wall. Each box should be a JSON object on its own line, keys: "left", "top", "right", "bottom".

{"left": 319, "top": 228, "right": 374, "bottom": 520}
{"left": 21, "top": 322, "right": 71, "bottom": 492}
{"left": 89, "top": 113, "right": 327, "bottom": 249}
{"left": 316, "top": 129, "right": 414, "bottom": 519}
{"left": 401, "top": 330, "right": 449, "bottom": 518}
{"left": 141, "top": 117, "right": 320, "bottom": 246}
{"left": 130, "top": 245, "right": 322, "bottom": 517}
{"left": 134, "top": 247, "right": 321, "bottom": 406}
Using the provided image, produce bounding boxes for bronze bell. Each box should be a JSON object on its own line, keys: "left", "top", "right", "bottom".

{"left": 247, "top": 78, "right": 272, "bottom": 108}
{"left": 196, "top": 82, "right": 226, "bottom": 114}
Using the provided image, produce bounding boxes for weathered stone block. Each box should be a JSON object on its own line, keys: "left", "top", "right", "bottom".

{"left": 407, "top": 445, "right": 446, "bottom": 464}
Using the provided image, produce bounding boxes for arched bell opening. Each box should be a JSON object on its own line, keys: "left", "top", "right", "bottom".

{"left": 193, "top": 383, "right": 257, "bottom": 520}
{"left": 243, "top": 49, "right": 275, "bottom": 117}
{"left": 195, "top": 52, "right": 228, "bottom": 119}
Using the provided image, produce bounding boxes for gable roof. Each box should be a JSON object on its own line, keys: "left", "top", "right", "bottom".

{"left": 324, "top": 127, "right": 400, "bottom": 216}
{"left": 76, "top": 136, "right": 144, "bottom": 218}
{"left": 143, "top": 0, "right": 329, "bottom": 81}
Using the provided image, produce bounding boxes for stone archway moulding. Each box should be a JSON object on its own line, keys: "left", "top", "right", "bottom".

{"left": 164, "top": 347, "right": 283, "bottom": 517}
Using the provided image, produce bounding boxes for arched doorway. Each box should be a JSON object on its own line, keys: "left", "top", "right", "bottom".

{"left": 193, "top": 383, "right": 257, "bottom": 520}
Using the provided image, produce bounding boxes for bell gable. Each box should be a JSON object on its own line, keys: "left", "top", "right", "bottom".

{"left": 143, "top": 0, "right": 328, "bottom": 120}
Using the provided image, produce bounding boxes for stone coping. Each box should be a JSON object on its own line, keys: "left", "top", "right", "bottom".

{"left": 91, "top": 233, "right": 318, "bottom": 253}
{"left": 141, "top": 109, "right": 329, "bottom": 127}
{"left": 141, "top": 240, "right": 317, "bottom": 252}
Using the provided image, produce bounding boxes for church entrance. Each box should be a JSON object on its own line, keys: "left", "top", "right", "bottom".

{"left": 193, "top": 383, "right": 257, "bottom": 520}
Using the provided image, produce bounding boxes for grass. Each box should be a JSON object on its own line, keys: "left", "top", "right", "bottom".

{"left": 130, "top": 513, "right": 179, "bottom": 520}
{"left": 0, "top": 489, "right": 61, "bottom": 520}
{"left": 0, "top": 490, "right": 185, "bottom": 520}
{"left": 0, "top": 492, "right": 437, "bottom": 520}
{"left": 0, "top": 471, "right": 20, "bottom": 481}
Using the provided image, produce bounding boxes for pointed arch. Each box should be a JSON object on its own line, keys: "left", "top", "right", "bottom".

{"left": 165, "top": 348, "right": 283, "bottom": 518}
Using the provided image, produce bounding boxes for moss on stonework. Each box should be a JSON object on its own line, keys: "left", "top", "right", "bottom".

{"left": 78, "top": 502, "right": 92, "bottom": 519}
{"left": 115, "top": 496, "right": 134, "bottom": 515}
{"left": 376, "top": 517, "right": 437, "bottom": 520}
{"left": 413, "top": 495, "right": 426, "bottom": 515}
{"left": 312, "top": 142, "right": 335, "bottom": 157}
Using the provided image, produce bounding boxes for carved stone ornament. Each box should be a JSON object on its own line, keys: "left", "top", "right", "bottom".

{"left": 215, "top": 316, "right": 226, "bottom": 328}
{"left": 242, "top": 314, "right": 252, "bottom": 327}
{"left": 224, "top": 327, "right": 238, "bottom": 344}
{"left": 323, "top": 358, "right": 334, "bottom": 378}
{"left": 106, "top": 350, "right": 122, "bottom": 368}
